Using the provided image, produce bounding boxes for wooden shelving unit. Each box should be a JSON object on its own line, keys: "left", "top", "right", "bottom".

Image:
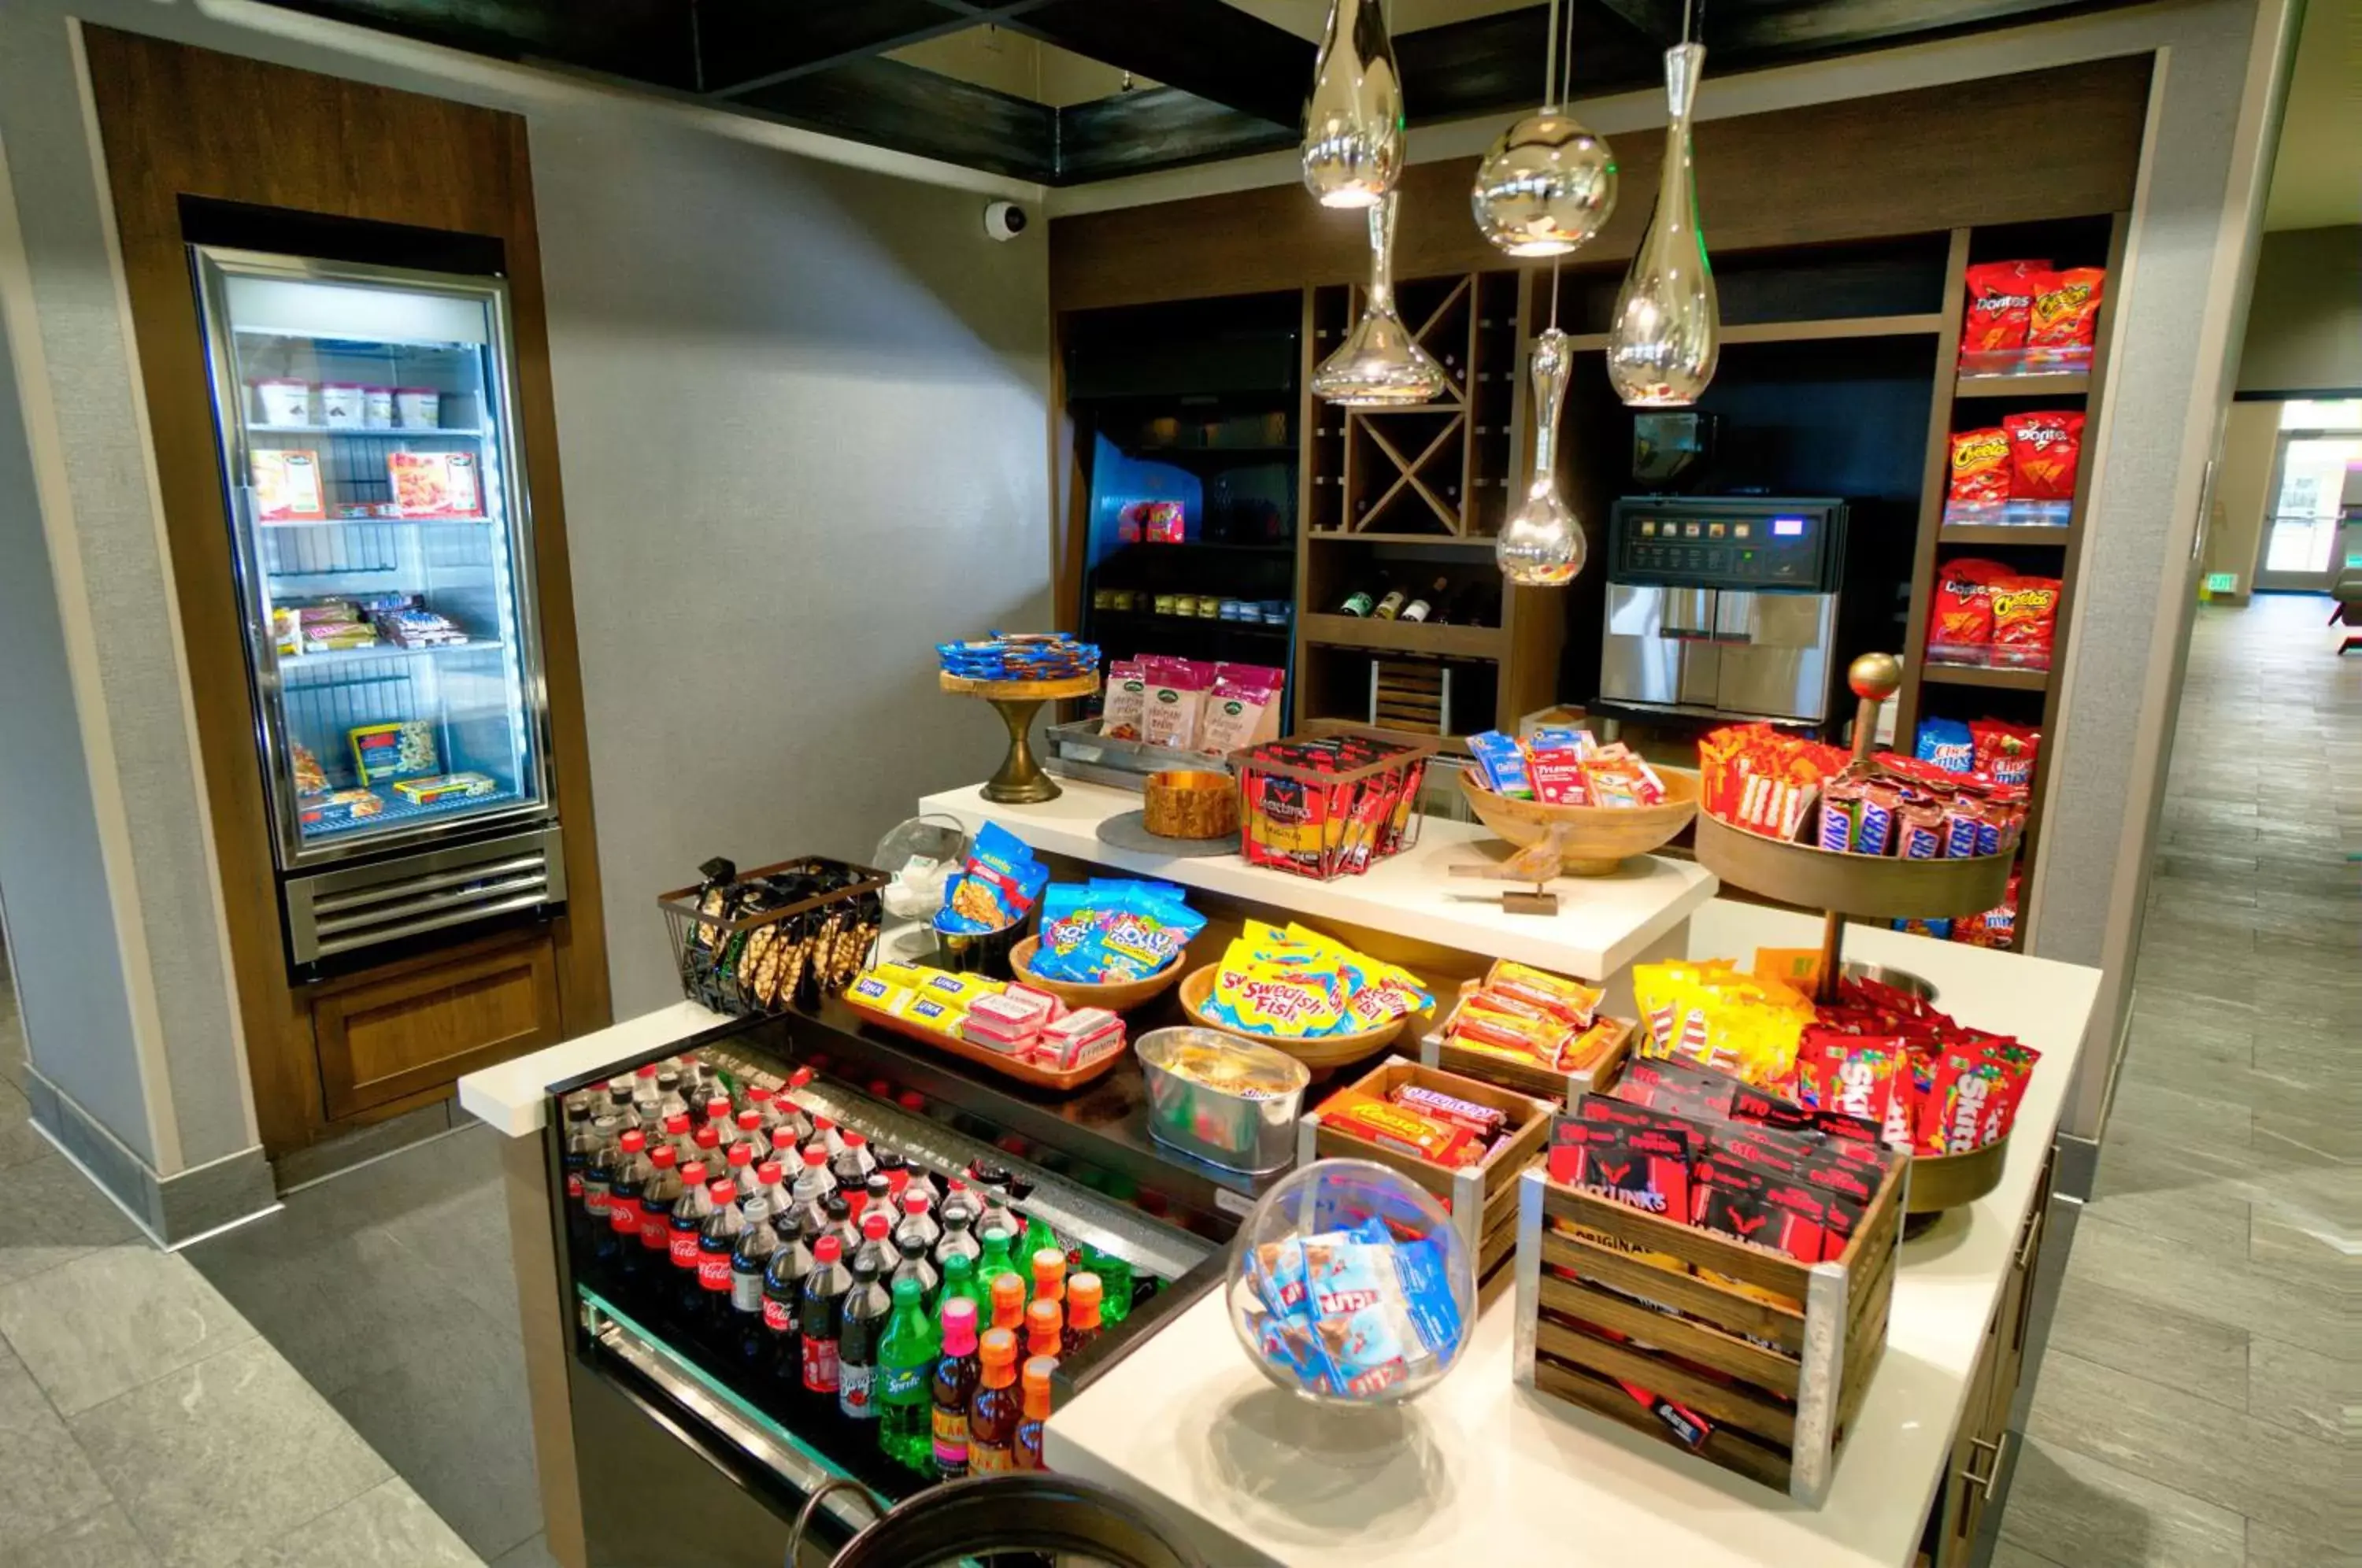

{"left": 1293, "top": 269, "right": 1557, "bottom": 742}
{"left": 1895, "top": 213, "right": 2130, "bottom": 947}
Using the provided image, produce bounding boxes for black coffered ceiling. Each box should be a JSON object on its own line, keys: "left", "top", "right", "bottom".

{"left": 255, "top": 0, "right": 2142, "bottom": 185}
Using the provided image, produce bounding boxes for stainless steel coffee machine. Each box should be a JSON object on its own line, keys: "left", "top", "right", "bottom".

{"left": 1597, "top": 497, "right": 1848, "bottom": 724}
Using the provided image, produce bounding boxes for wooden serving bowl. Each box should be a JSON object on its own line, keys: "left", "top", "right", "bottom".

{"left": 1008, "top": 936, "right": 1187, "bottom": 1015}
{"left": 1176, "top": 963, "right": 1412, "bottom": 1070}
{"left": 1457, "top": 764, "right": 1701, "bottom": 875}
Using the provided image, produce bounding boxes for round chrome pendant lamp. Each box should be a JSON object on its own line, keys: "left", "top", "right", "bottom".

{"left": 1469, "top": 0, "right": 1616, "bottom": 257}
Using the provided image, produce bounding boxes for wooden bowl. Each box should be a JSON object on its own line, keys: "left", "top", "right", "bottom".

{"left": 1457, "top": 765, "right": 1701, "bottom": 875}
{"left": 1008, "top": 936, "right": 1187, "bottom": 1015}
{"left": 1176, "top": 963, "right": 1412, "bottom": 1070}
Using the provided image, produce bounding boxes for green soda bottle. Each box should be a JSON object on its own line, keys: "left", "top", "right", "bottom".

{"left": 875, "top": 1275, "right": 940, "bottom": 1474}
{"left": 974, "top": 1220, "right": 1023, "bottom": 1297}
{"left": 936, "top": 1251, "right": 990, "bottom": 1337}
{"left": 1080, "top": 1244, "right": 1134, "bottom": 1326}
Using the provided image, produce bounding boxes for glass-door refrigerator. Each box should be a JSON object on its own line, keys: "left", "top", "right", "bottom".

{"left": 192, "top": 247, "right": 565, "bottom": 974}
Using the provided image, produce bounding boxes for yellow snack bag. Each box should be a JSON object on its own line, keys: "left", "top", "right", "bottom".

{"left": 847, "top": 974, "right": 908, "bottom": 1012}
{"left": 1211, "top": 952, "right": 1346, "bottom": 1037}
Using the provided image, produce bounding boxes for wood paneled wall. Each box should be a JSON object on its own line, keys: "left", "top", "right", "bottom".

{"left": 80, "top": 26, "right": 611, "bottom": 1156}
{"left": 1051, "top": 56, "right": 2153, "bottom": 311}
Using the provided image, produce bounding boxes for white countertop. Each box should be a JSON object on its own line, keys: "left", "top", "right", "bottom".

{"left": 1046, "top": 900, "right": 2100, "bottom": 1568}
{"left": 921, "top": 781, "right": 1719, "bottom": 982}
{"left": 457, "top": 999, "right": 729, "bottom": 1137}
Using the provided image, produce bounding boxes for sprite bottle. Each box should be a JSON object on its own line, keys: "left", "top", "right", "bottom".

{"left": 874, "top": 1275, "right": 940, "bottom": 1474}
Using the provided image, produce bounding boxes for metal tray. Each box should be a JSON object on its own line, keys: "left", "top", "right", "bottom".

{"left": 1042, "top": 720, "right": 1230, "bottom": 793}
{"left": 1694, "top": 810, "right": 2012, "bottom": 921}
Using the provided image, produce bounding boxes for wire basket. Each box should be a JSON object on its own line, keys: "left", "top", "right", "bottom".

{"left": 657, "top": 856, "right": 886, "bottom": 1016}
{"left": 1231, "top": 725, "right": 1436, "bottom": 881}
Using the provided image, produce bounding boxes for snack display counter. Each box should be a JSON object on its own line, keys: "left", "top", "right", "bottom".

{"left": 461, "top": 778, "right": 2092, "bottom": 1568}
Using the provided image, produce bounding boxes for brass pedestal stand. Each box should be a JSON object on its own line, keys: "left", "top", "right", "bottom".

{"left": 940, "top": 671, "right": 1099, "bottom": 804}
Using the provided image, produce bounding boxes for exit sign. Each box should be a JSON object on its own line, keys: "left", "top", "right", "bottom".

{"left": 2204, "top": 572, "right": 2238, "bottom": 594}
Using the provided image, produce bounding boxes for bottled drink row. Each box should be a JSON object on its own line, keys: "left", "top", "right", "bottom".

{"left": 565, "top": 1056, "right": 1141, "bottom": 1481}
{"left": 1334, "top": 573, "right": 1501, "bottom": 627}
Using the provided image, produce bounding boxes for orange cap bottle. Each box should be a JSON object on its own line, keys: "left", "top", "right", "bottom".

{"left": 1015, "top": 1355, "right": 1055, "bottom": 1470}
{"left": 990, "top": 1272, "right": 1027, "bottom": 1333}
{"left": 1025, "top": 1297, "right": 1063, "bottom": 1361}
{"left": 1064, "top": 1272, "right": 1103, "bottom": 1357}
{"left": 1031, "top": 1247, "right": 1066, "bottom": 1304}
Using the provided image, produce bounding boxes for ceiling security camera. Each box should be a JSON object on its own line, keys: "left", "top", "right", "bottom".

{"left": 984, "top": 201, "right": 1028, "bottom": 242}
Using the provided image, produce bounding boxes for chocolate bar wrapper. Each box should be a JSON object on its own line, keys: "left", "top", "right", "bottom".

{"left": 1390, "top": 1082, "right": 1509, "bottom": 1139}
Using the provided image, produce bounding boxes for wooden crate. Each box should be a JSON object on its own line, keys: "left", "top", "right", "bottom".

{"left": 1417, "top": 979, "right": 1635, "bottom": 1105}
{"left": 1297, "top": 1056, "right": 1554, "bottom": 1305}
{"left": 1512, "top": 1152, "right": 1908, "bottom": 1505}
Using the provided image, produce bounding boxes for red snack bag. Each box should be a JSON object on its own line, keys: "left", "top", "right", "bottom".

{"left": 2028, "top": 267, "right": 2105, "bottom": 350}
{"left": 2003, "top": 411, "right": 2085, "bottom": 500}
{"left": 1968, "top": 720, "right": 2041, "bottom": 786}
{"left": 1988, "top": 575, "right": 2061, "bottom": 668}
{"left": 1962, "top": 261, "right": 2049, "bottom": 353}
{"left": 1948, "top": 427, "right": 2013, "bottom": 507}
{"left": 1930, "top": 564, "right": 1999, "bottom": 651}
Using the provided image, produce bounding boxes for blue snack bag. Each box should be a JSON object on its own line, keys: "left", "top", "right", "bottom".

{"left": 937, "top": 821, "right": 1046, "bottom": 933}
{"left": 1914, "top": 718, "right": 1975, "bottom": 774}
{"left": 1466, "top": 731, "right": 1533, "bottom": 798}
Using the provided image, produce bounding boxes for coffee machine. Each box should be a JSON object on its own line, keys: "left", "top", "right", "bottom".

{"left": 1597, "top": 497, "right": 1848, "bottom": 725}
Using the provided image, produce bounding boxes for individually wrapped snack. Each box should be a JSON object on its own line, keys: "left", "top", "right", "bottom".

{"left": 1962, "top": 260, "right": 2048, "bottom": 353}
{"left": 1483, "top": 960, "right": 1603, "bottom": 1028}
{"left": 1915, "top": 717, "right": 1976, "bottom": 773}
{"left": 1139, "top": 656, "right": 1210, "bottom": 749}
{"left": 1988, "top": 575, "right": 2061, "bottom": 668}
{"left": 1318, "top": 1089, "right": 1478, "bottom": 1167}
{"left": 1948, "top": 427, "right": 2012, "bottom": 507}
{"left": 1390, "top": 1082, "right": 1508, "bottom": 1140}
{"left": 2027, "top": 266, "right": 2105, "bottom": 353}
{"left": 1465, "top": 730, "right": 1532, "bottom": 799}
{"left": 1527, "top": 741, "right": 1592, "bottom": 805}
{"left": 938, "top": 822, "right": 1047, "bottom": 934}
{"left": 2003, "top": 411, "right": 2084, "bottom": 500}
{"left": 1101, "top": 659, "right": 1148, "bottom": 740}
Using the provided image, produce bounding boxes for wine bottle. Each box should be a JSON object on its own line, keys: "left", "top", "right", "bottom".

{"left": 1372, "top": 583, "right": 1409, "bottom": 619}
{"left": 1399, "top": 576, "right": 1449, "bottom": 624}
{"left": 1336, "top": 575, "right": 1384, "bottom": 617}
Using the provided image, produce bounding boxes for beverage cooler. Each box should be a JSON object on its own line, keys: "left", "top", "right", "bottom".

{"left": 191, "top": 246, "right": 565, "bottom": 973}
{"left": 544, "top": 1007, "right": 1233, "bottom": 1566}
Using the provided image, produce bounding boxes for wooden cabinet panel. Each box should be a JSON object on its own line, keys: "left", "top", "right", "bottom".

{"left": 313, "top": 934, "right": 561, "bottom": 1119}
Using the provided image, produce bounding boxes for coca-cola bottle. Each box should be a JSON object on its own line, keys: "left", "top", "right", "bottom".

{"left": 809, "top": 1116, "right": 846, "bottom": 1158}
{"left": 706, "top": 1097, "right": 739, "bottom": 1148}
{"left": 744, "top": 1083, "right": 783, "bottom": 1135}
{"left": 752, "top": 1159, "right": 789, "bottom": 1224}
{"left": 734, "top": 1109, "right": 771, "bottom": 1164}
{"left": 581, "top": 1115, "right": 624, "bottom": 1237}
{"left": 692, "top": 1122, "right": 723, "bottom": 1178}
{"left": 607, "top": 1130, "right": 653, "bottom": 1275}
{"left": 836, "top": 1248, "right": 891, "bottom": 1421}
{"left": 850, "top": 1210, "right": 895, "bottom": 1279}
{"left": 890, "top": 1231, "right": 940, "bottom": 1311}
{"left": 863, "top": 1172, "right": 893, "bottom": 1226}
{"left": 560, "top": 1097, "right": 595, "bottom": 1207}
{"left": 894, "top": 1191, "right": 943, "bottom": 1255}
{"left": 668, "top": 1161, "right": 716, "bottom": 1318}
{"left": 762, "top": 1210, "right": 815, "bottom": 1377}
{"left": 773, "top": 1088, "right": 815, "bottom": 1146}
{"left": 696, "top": 1178, "right": 745, "bottom": 1329}
{"left": 601, "top": 1077, "right": 638, "bottom": 1133}
{"left": 799, "top": 1236, "right": 853, "bottom": 1395}
{"left": 790, "top": 1147, "right": 836, "bottom": 1235}
{"left": 661, "top": 1112, "right": 695, "bottom": 1170}
{"left": 654, "top": 1067, "right": 689, "bottom": 1125}
{"left": 629, "top": 1064, "right": 664, "bottom": 1129}
{"left": 839, "top": 1130, "right": 876, "bottom": 1182}
{"left": 726, "top": 1142, "right": 759, "bottom": 1204}
{"left": 933, "top": 1204, "right": 981, "bottom": 1275}
{"left": 639, "top": 1145, "right": 684, "bottom": 1286}
{"left": 821, "top": 1193, "right": 860, "bottom": 1259}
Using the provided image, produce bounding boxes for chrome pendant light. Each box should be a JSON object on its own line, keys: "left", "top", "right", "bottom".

{"left": 1302, "top": 0, "right": 1405, "bottom": 209}
{"left": 1605, "top": 29, "right": 1718, "bottom": 407}
{"left": 1471, "top": 0, "right": 1616, "bottom": 257}
{"left": 1312, "top": 190, "right": 1449, "bottom": 406}
{"left": 1496, "top": 327, "right": 1583, "bottom": 586}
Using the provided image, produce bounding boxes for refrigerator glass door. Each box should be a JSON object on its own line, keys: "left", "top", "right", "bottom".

{"left": 1709, "top": 590, "right": 1837, "bottom": 722}
{"left": 193, "top": 249, "right": 553, "bottom": 869}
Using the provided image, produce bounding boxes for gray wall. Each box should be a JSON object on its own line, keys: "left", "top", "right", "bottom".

{"left": 528, "top": 114, "right": 1052, "bottom": 1013}
{"left": 0, "top": 283, "right": 156, "bottom": 1163}
{"left": 2236, "top": 224, "right": 2362, "bottom": 393}
{"left": 0, "top": 0, "right": 1050, "bottom": 1222}
{"left": 2027, "top": 0, "right": 2301, "bottom": 1149}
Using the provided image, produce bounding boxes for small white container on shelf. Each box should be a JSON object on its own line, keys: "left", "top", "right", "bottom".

{"left": 363, "top": 386, "right": 396, "bottom": 428}
{"left": 394, "top": 386, "right": 440, "bottom": 429}
{"left": 251, "top": 378, "right": 311, "bottom": 427}
{"left": 319, "top": 382, "right": 365, "bottom": 427}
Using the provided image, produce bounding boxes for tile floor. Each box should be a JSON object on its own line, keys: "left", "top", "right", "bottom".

{"left": 1997, "top": 593, "right": 2359, "bottom": 1568}
{"left": 0, "top": 964, "right": 482, "bottom": 1566}
{"left": 0, "top": 595, "right": 2347, "bottom": 1568}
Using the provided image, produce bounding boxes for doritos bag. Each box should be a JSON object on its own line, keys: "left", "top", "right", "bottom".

{"left": 1948, "top": 428, "right": 2012, "bottom": 507}
{"left": 1929, "top": 558, "right": 2014, "bottom": 653}
{"left": 2029, "top": 267, "right": 2105, "bottom": 351}
{"left": 1987, "top": 575, "right": 2060, "bottom": 669}
{"left": 2003, "top": 411, "right": 2085, "bottom": 501}
{"left": 1962, "top": 261, "right": 2049, "bottom": 353}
